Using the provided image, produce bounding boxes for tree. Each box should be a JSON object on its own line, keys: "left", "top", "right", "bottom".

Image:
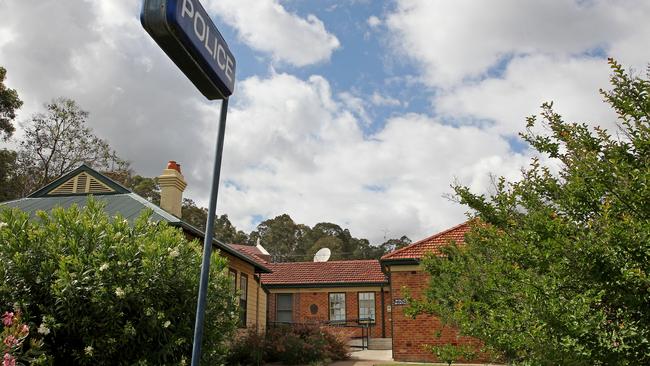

{"left": 0, "top": 199, "right": 238, "bottom": 365}
{"left": 379, "top": 235, "right": 412, "bottom": 253}
{"left": 0, "top": 66, "right": 23, "bottom": 140}
{"left": 248, "top": 214, "right": 311, "bottom": 262}
{"left": 0, "top": 149, "right": 22, "bottom": 201}
{"left": 409, "top": 59, "right": 650, "bottom": 365}
{"left": 16, "top": 98, "right": 129, "bottom": 194}
{"left": 180, "top": 198, "right": 248, "bottom": 244}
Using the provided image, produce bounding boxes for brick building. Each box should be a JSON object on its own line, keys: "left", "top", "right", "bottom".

{"left": 1, "top": 162, "right": 488, "bottom": 362}
{"left": 260, "top": 260, "right": 392, "bottom": 341}
{"left": 380, "top": 221, "right": 482, "bottom": 363}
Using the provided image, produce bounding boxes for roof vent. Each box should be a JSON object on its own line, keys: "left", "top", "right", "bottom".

{"left": 49, "top": 172, "right": 114, "bottom": 195}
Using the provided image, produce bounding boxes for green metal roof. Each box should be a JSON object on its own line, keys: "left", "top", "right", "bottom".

{"left": 2, "top": 193, "right": 179, "bottom": 223}
{"left": 0, "top": 164, "right": 270, "bottom": 273}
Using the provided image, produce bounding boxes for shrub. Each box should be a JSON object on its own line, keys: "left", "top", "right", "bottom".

{"left": 0, "top": 199, "right": 238, "bottom": 365}
{"left": 1, "top": 308, "right": 51, "bottom": 365}
{"left": 228, "top": 324, "right": 350, "bottom": 365}
{"left": 226, "top": 328, "right": 265, "bottom": 366}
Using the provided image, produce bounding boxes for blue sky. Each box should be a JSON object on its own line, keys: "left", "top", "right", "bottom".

{"left": 216, "top": 0, "right": 427, "bottom": 136}
{"left": 1, "top": 0, "right": 649, "bottom": 243}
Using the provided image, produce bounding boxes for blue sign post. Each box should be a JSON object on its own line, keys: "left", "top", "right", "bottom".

{"left": 141, "top": 0, "right": 236, "bottom": 100}
{"left": 141, "top": 1, "right": 236, "bottom": 365}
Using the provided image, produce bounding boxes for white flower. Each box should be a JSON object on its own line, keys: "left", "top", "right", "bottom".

{"left": 0, "top": 221, "right": 7, "bottom": 229}
{"left": 169, "top": 248, "right": 180, "bottom": 258}
{"left": 84, "top": 346, "right": 93, "bottom": 356}
{"left": 37, "top": 323, "right": 50, "bottom": 335}
{"left": 99, "top": 263, "right": 109, "bottom": 271}
{"left": 163, "top": 320, "right": 171, "bottom": 328}
{"left": 115, "top": 287, "right": 125, "bottom": 298}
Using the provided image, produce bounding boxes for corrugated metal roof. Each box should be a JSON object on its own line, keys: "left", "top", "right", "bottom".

{"left": 2, "top": 193, "right": 179, "bottom": 224}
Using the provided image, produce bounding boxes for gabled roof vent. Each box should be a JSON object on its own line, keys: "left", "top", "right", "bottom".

{"left": 49, "top": 172, "right": 114, "bottom": 195}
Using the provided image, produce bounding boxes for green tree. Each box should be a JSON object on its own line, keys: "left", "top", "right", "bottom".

{"left": 306, "top": 236, "right": 345, "bottom": 261}
{"left": 0, "top": 149, "right": 22, "bottom": 201}
{"left": 16, "top": 98, "right": 129, "bottom": 195}
{"left": 408, "top": 59, "right": 650, "bottom": 365}
{"left": 379, "top": 235, "right": 412, "bottom": 253}
{"left": 248, "top": 214, "right": 311, "bottom": 262}
{"left": 0, "top": 66, "right": 23, "bottom": 140}
{"left": 0, "top": 199, "right": 238, "bottom": 365}
{"left": 180, "top": 198, "right": 248, "bottom": 244}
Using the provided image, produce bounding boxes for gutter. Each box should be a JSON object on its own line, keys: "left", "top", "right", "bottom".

{"left": 263, "top": 281, "right": 389, "bottom": 289}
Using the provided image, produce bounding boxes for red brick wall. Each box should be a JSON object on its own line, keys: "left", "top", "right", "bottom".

{"left": 267, "top": 289, "right": 392, "bottom": 338}
{"left": 390, "top": 269, "right": 481, "bottom": 363}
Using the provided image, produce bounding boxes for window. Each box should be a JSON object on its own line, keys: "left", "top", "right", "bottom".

{"left": 239, "top": 274, "right": 248, "bottom": 327}
{"left": 276, "top": 294, "right": 293, "bottom": 323}
{"left": 358, "top": 292, "right": 375, "bottom": 323}
{"left": 329, "top": 293, "right": 346, "bottom": 322}
{"left": 229, "top": 269, "right": 237, "bottom": 295}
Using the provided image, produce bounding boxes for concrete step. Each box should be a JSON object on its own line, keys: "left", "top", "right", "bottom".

{"left": 368, "top": 338, "right": 392, "bottom": 350}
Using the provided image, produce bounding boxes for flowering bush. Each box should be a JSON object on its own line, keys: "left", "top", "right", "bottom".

{"left": 1, "top": 308, "right": 50, "bottom": 365}
{"left": 0, "top": 199, "right": 238, "bottom": 365}
{"left": 227, "top": 324, "right": 350, "bottom": 365}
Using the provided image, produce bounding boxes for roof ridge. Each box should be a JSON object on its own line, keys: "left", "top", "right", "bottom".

{"left": 381, "top": 220, "right": 473, "bottom": 260}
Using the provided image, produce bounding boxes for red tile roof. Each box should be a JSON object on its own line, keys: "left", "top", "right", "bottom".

{"left": 229, "top": 244, "right": 271, "bottom": 264}
{"left": 261, "top": 260, "right": 388, "bottom": 287}
{"left": 381, "top": 221, "right": 472, "bottom": 261}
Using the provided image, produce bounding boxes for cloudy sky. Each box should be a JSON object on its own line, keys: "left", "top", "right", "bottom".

{"left": 1, "top": 0, "right": 649, "bottom": 244}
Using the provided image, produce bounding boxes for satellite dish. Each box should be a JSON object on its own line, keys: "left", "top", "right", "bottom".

{"left": 313, "top": 248, "right": 331, "bottom": 262}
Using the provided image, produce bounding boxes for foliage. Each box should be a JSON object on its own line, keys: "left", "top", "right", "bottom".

{"left": 379, "top": 235, "right": 412, "bottom": 253}
{"left": 225, "top": 328, "right": 265, "bottom": 366}
{"left": 0, "top": 199, "right": 238, "bottom": 365}
{"left": 248, "top": 214, "right": 390, "bottom": 262}
{"left": 227, "top": 324, "right": 350, "bottom": 366}
{"left": 1, "top": 308, "right": 51, "bottom": 365}
{"left": 248, "top": 214, "right": 311, "bottom": 262}
{"left": 0, "top": 66, "right": 23, "bottom": 140}
{"left": 0, "top": 149, "right": 22, "bottom": 202}
{"left": 409, "top": 59, "right": 650, "bottom": 365}
{"left": 16, "top": 98, "right": 129, "bottom": 195}
{"left": 423, "top": 343, "right": 476, "bottom": 366}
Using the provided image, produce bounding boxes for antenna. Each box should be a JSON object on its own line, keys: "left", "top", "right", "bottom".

{"left": 313, "top": 248, "right": 331, "bottom": 262}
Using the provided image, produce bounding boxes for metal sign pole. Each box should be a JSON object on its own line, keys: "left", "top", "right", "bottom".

{"left": 191, "top": 97, "right": 229, "bottom": 366}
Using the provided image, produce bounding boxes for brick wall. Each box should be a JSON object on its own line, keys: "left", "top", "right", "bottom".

{"left": 267, "top": 289, "right": 392, "bottom": 338}
{"left": 390, "top": 269, "right": 481, "bottom": 363}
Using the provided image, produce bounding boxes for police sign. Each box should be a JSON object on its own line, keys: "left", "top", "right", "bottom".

{"left": 141, "top": 0, "right": 235, "bottom": 100}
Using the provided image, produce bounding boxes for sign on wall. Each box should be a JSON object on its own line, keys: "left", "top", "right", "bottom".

{"left": 141, "top": 0, "right": 236, "bottom": 100}
{"left": 393, "top": 298, "right": 408, "bottom": 306}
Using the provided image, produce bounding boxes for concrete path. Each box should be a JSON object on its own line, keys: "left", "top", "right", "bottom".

{"left": 328, "top": 349, "right": 393, "bottom": 365}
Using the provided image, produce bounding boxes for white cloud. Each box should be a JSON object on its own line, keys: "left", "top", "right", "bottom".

{"left": 370, "top": 92, "right": 402, "bottom": 107}
{"left": 4, "top": 0, "right": 643, "bottom": 247}
{"left": 367, "top": 15, "right": 381, "bottom": 28}
{"left": 384, "top": 0, "right": 650, "bottom": 139}
{"left": 387, "top": 0, "right": 650, "bottom": 87}
{"left": 436, "top": 55, "right": 618, "bottom": 135}
{"left": 205, "top": 0, "right": 340, "bottom": 67}
{"left": 215, "top": 73, "right": 531, "bottom": 243}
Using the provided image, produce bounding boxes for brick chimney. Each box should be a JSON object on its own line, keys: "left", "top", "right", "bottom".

{"left": 159, "top": 161, "right": 187, "bottom": 218}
